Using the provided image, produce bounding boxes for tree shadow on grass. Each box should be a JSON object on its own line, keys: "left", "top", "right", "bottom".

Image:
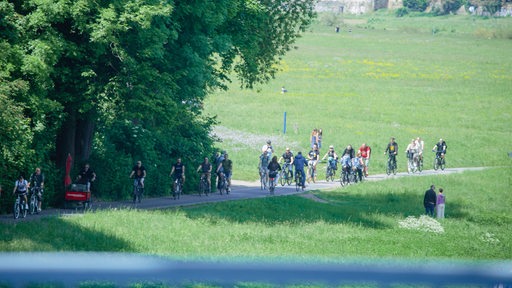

{"left": 0, "top": 216, "right": 132, "bottom": 252}
{"left": 182, "top": 189, "right": 467, "bottom": 229}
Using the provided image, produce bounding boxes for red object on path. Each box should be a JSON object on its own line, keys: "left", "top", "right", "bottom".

{"left": 64, "top": 153, "right": 72, "bottom": 187}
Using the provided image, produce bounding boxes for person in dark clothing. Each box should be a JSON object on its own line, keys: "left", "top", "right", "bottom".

{"left": 424, "top": 185, "right": 437, "bottom": 217}
{"left": 293, "top": 152, "right": 307, "bottom": 188}
{"left": 77, "top": 163, "right": 96, "bottom": 192}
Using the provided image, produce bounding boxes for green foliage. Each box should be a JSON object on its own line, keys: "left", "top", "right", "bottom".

{"left": 320, "top": 12, "right": 343, "bottom": 26}
{"left": 395, "top": 7, "right": 410, "bottom": 17}
{"left": 0, "top": 0, "right": 316, "bottom": 208}
{"left": 403, "top": 0, "right": 429, "bottom": 11}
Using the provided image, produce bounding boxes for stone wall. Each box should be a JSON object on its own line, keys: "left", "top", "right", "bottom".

{"left": 316, "top": 0, "right": 403, "bottom": 14}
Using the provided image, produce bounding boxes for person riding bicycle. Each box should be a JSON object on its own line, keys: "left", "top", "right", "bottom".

{"left": 358, "top": 143, "right": 371, "bottom": 177}
{"left": 322, "top": 145, "right": 339, "bottom": 173}
{"left": 415, "top": 137, "right": 425, "bottom": 163}
{"left": 342, "top": 145, "right": 355, "bottom": 159}
{"left": 29, "top": 167, "right": 45, "bottom": 212}
{"left": 76, "top": 163, "right": 96, "bottom": 192}
{"left": 278, "top": 147, "right": 294, "bottom": 176}
{"left": 12, "top": 175, "right": 29, "bottom": 210}
{"left": 406, "top": 138, "right": 419, "bottom": 173}
{"left": 340, "top": 152, "right": 352, "bottom": 175}
{"left": 293, "top": 151, "right": 307, "bottom": 188}
{"left": 267, "top": 156, "right": 282, "bottom": 188}
{"left": 130, "top": 160, "right": 146, "bottom": 195}
{"left": 352, "top": 152, "right": 365, "bottom": 181}
{"left": 170, "top": 158, "right": 186, "bottom": 193}
{"left": 214, "top": 151, "right": 225, "bottom": 191}
{"left": 259, "top": 150, "right": 271, "bottom": 187}
{"left": 196, "top": 157, "right": 212, "bottom": 189}
{"left": 216, "top": 153, "right": 233, "bottom": 193}
{"left": 432, "top": 138, "right": 447, "bottom": 160}
{"left": 384, "top": 137, "right": 398, "bottom": 168}
{"left": 261, "top": 140, "right": 274, "bottom": 158}
{"left": 308, "top": 143, "right": 320, "bottom": 181}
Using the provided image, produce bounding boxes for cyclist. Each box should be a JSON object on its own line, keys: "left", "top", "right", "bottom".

{"left": 384, "top": 137, "right": 398, "bottom": 168}
{"left": 342, "top": 145, "right": 355, "bottom": 159}
{"left": 340, "top": 152, "right": 352, "bottom": 176}
{"left": 405, "top": 138, "right": 419, "bottom": 173}
{"left": 12, "top": 175, "right": 29, "bottom": 210}
{"left": 432, "top": 138, "right": 447, "bottom": 160}
{"left": 29, "top": 167, "right": 45, "bottom": 212}
{"left": 130, "top": 160, "right": 146, "bottom": 195}
{"left": 170, "top": 158, "right": 186, "bottom": 193}
{"left": 259, "top": 150, "right": 271, "bottom": 187}
{"left": 278, "top": 147, "right": 294, "bottom": 177}
{"left": 352, "top": 152, "right": 365, "bottom": 182}
{"left": 76, "top": 163, "right": 96, "bottom": 192}
{"left": 267, "top": 156, "right": 282, "bottom": 189}
{"left": 217, "top": 153, "right": 233, "bottom": 193}
{"left": 261, "top": 140, "right": 274, "bottom": 158}
{"left": 416, "top": 137, "right": 425, "bottom": 163}
{"left": 358, "top": 143, "right": 371, "bottom": 177}
{"left": 322, "top": 145, "right": 338, "bottom": 173}
{"left": 293, "top": 151, "right": 307, "bottom": 188}
{"left": 196, "top": 157, "right": 212, "bottom": 189}
{"left": 214, "top": 151, "right": 225, "bottom": 190}
{"left": 308, "top": 143, "right": 320, "bottom": 181}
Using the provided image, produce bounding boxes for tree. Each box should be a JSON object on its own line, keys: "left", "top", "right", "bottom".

{"left": 3, "top": 0, "right": 316, "bottom": 202}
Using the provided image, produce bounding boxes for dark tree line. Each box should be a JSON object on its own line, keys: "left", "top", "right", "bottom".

{"left": 0, "top": 0, "right": 315, "bottom": 209}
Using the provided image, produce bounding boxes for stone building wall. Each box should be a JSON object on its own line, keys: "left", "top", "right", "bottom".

{"left": 316, "top": 0, "right": 403, "bottom": 14}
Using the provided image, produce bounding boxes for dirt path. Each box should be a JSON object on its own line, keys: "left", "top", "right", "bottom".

{"left": 0, "top": 167, "right": 487, "bottom": 222}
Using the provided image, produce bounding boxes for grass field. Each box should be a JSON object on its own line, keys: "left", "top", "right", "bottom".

{"left": 0, "top": 14, "right": 511, "bottom": 284}
{"left": 205, "top": 13, "right": 512, "bottom": 180}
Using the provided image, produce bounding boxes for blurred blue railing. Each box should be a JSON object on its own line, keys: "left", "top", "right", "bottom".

{"left": 0, "top": 253, "right": 511, "bottom": 287}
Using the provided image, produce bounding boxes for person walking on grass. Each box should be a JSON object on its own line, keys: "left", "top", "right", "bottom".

{"left": 436, "top": 188, "right": 445, "bottom": 219}
{"left": 424, "top": 185, "right": 437, "bottom": 217}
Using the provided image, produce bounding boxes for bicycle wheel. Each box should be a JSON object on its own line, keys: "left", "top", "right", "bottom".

{"left": 434, "top": 158, "right": 439, "bottom": 171}
{"left": 418, "top": 158, "right": 423, "bottom": 172}
{"left": 29, "top": 194, "right": 37, "bottom": 215}
{"left": 441, "top": 158, "right": 446, "bottom": 170}
{"left": 21, "top": 201, "right": 27, "bottom": 218}
{"left": 386, "top": 161, "right": 392, "bottom": 176}
{"left": 13, "top": 200, "right": 20, "bottom": 219}
{"left": 285, "top": 170, "right": 292, "bottom": 185}
{"left": 279, "top": 171, "right": 286, "bottom": 186}
{"left": 269, "top": 179, "right": 275, "bottom": 195}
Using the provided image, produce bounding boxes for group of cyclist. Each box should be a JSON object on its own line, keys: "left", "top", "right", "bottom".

{"left": 388, "top": 137, "right": 448, "bottom": 174}
{"left": 11, "top": 168, "right": 45, "bottom": 215}
{"left": 257, "top": 136, "right": 448, "bottom": 189}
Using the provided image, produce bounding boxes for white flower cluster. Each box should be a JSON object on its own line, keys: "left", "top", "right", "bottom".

{"left": 480, "top": 232, "right": 500, "bottom": 245}
{"left": 398, "top": 215, "right": 445, "bottom": 234}
{"left": 212, "top": 126, "right": 299, "bottom": 150}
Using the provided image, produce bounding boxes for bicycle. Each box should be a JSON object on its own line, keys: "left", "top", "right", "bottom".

{"left": 268, "top": 171, "right": 278, "bottom": 195}
{"left": 386, "top": 154, "right": 397, "bottom": 175}
{"left": 407, "top": 152, "right": 419, "bottom": 174}
{"left": 418, "top": 155, "right": 424, "bottom": 172}
{"left": 259, "top": 167, "right": 268, "bottom": 190}
{"left": 340, "top": 166, "right": 351, "bottom": 187}
{"left": 433, "top": 151, "right": 446, "bottom": 171}
{"left": 325, "top": 159, "right": 337, "bottom": 182}
{"left": 29, "top": 187, "right": 41, "bottom": 215}
{"left": 295, "top": 170, "right": 304, "bottom": 192}
{"left": 13, "top": 193, "right": 28, "bottom": 219}
{"left": 279, "top": 163, "right": 293, "bottom": 186}
{"left": 133, "top": 177, "right": 143, "bottom": 203}
{"left": 198, "top": 173, "right": 210, "bottom": 196}
{"left": 307, "top": 160, "right": 316, "bottom": 183}
{"left": 173, "top": 177, "right": 183, "bottom": 200}
{"left": 218, "top": 172, "right": 228, "bottom": 195}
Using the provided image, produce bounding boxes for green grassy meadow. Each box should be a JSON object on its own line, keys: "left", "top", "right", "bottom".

{"left": 205, "top": 14, "right": 512, "bottom": 180}
{"left": 1, "top": 14, "right": 511, "bottom": 268}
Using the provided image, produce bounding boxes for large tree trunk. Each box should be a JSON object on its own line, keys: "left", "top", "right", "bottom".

{"left": 75, "top": 115, "right": 95, "bottom": 162}
{"left": 56, "top": 109, "right": 77, "bottom": 169}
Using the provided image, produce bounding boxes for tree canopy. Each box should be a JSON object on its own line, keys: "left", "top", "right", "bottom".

{"left": 0, "top": 0, "right": 315, "bottom": 207}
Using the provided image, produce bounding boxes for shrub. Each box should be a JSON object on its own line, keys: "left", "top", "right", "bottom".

{"left": 403, "top": 0, "right": 429, "bottom": 11}
{"left": 395, "top": 7, "right": 410, "bottom": 17}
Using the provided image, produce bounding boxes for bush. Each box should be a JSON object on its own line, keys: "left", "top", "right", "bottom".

{"left": 395, "top": 7, "right": 410, "bottom": 17}
{"left": 403, "top": 0, "right": 428, "bottom": 11}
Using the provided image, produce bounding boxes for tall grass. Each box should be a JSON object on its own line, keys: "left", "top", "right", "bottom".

{"left": 205, "top": 14, "right": 512, "bottom": 180}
